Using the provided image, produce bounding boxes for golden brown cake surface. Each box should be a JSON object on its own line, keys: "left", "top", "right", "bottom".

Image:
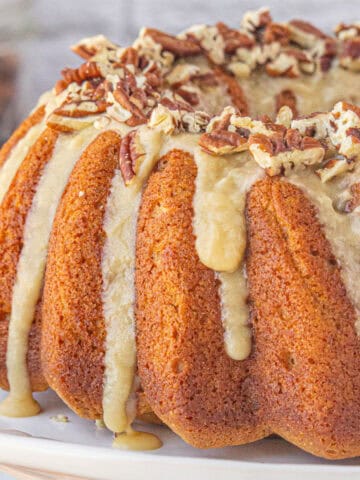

{"left": 42, "top": 130, "right": 120, "bottom": 419}
{"left": 0, "top": 127, "right": 58, "bottom": 392}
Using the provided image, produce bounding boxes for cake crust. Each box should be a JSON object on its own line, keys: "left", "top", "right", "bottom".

{"left": 41, "top": 130, "right": 121, "bottom": 419}
{"left": 136, "top": 149, "right": 269, "bottom": 448}
{"left": 246, "top": 177, "right": 360, "bottom": 459}
{"left": 0, "top": 127, "right": 58, "bottom": 392}
{"left": 0, "top": 106, "right": 45, "bottom": 169}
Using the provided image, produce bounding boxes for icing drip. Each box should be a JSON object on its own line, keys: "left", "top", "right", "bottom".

{"left": 113, "top": 427, "right": 162, "bottom": 451}
{"left": 0, "top": 127, "right": 99, "bottom": 418}
{"left": 217, "top": 269, "right": 251, "bottom": 360}
{"left": 287, "top": 166, "right": 360, "bottom": 335}
{"left": 0, "top": 120, "right": 46, "bottom": 204}
{"left": 101, "top": 127, "right": 162, "bottom": 440}
{"left": 193, "top": 149, "right": 263, "bottom": 360}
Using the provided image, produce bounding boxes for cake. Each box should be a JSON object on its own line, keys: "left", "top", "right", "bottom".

{"left": 1, "top": 7, "right": 360, "bottom": 458}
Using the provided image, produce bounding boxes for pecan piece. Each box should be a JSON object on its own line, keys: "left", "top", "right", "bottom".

{"left": 216, "top": 22, "right": 254, "bottom": 53}
{"left": 340, "top": 38, "right": 360, "bottom": 70}
{"left": 317, "top": 157, "right": 354, "bottom": 182}
{"left": 144, "top": 28, "right": 201, "bottom": 56}
{"left": 160, "top": 95, "right": 193, "bottom": 112}
{"left": 113, "top": 85, "right": 148, "bottom": 126}
{"left": 263, "top": 23, "right": 290, "bottom": 46}
{"left": 242, "top": 7, "right": 272, "bottom": 33}
{"left": 174, "top": 87, "right": 199, "bottom": 106}
{"left": 275, "top": 89, "right": 298, "bottom": 117}
{"left": 71, "top": 35, "right": 119, "bottom": 60}
{"left": 214, "top": 67, "right": 249, "bottom": 115}
{"left": 199, "top": 130, "right": 248, "bottom": 155}
{"left": 61, "top": 61, "right": 103, "bottom": 89}
{"left": 119, "top": 130, "right": 144, "bottom": 185}
{"left": 249, "top": 129, "right": 325, "bottom": 175}
{"left": 288, "top": 19, "right": 327, "bottom": 47}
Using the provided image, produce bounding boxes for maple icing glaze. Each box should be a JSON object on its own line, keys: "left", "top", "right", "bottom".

{"left": 0, "top": 127, "right": 99, "bottom": 417}
{"left": 2, "top": 7, "right": 360, "bottom": 453}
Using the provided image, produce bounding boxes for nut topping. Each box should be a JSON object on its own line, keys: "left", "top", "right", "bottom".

{"left": 199, "top": 130, "right": 248, "bottom": 155}
{"left": 143, "top": 28, "right": 201, "bottom": 57}
{"left": 249, "top": 129, "right": 325, "bottom": 175}
{"left": 119, "top": 130, "right": 145, "bottom": 184}
{"left": 275, "top": 89, "right": 298, "bottom": 117}
{"left": 216, "top": 22, "right": 255, "bottom": 53}
{"left": 340, "top": 38, "right": 360, "bottom": 71}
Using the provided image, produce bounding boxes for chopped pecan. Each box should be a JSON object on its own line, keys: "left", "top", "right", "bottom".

{"left": 184, "top": 25, "right": 225, "bottom": 64}
{"left": 329, "top": 101, "right": 360, "bottom": 159}
{"left": 242, "top": 7, "right": 272, "bottom": 33}
{"left": 275, "top": 89, "right": 298, "bottom": 117}
{"left": 160, "top": 95, "right": 193, "bottom": 112}
{"left": 54, "top": 99, "right": 108, "bottom": 118}
{"left": 263, "top": 23, "right": 290, "bottom": 46}
{"left": 340, "top": 38, "right": 360, "bottom": 70}
{"left": 227, "top": 62, "right": 251, "bottom": 78}
{"left": 288, "top": 19, "right": 327, "bottom": 46}
{"left": 266, "top": 53, "right": 299, "bottom": 77}
{"left": 214, "top": 67, "right": 249, "bottom": 115}
{"left": 46, "top": 114, "right": 96, "bottom": 133}
{"left": 165, "top": 63, "right": 201, "bottom": 87}
{"left": 174, "top": 87, "right": 199, "bottom": 106}
{"left": 113, "top": 85, "right": 148, "bottom": 126}
{"left": 317, "top": 156, "right": 354, "bottom": 182}
{"left": 216, "top": 22, "right": 254, "bottom": 53}
{"left": 335, "top": 23, "right": 360, "bottom": 40}
{"left": 249, "top": 129, "right": 325, "bottom": 174}
{"left": 191, "top": 71, "right": 219, "bottom": 86}
{"left": 120, "top": 47, "right": 140, "bottom": 67}
{"left": 61, "top": 62, "right": 103, "bottom": 89}
{"left": 71, "top": 35, "right": 119, "bottom": 60}
{"left": 339, "top": 182, "right": 360, "bottom": 212}
{"left": 318, "top": 38, "right": 337, "bottom": 72}
{"left": 199, "top": 130, "right": 248, "bottom": 155}
{"left": 144, "top": 28, "right": 201, "bottom": 56}
{"left": 276, "top": 106, "right": 294, "bottom": 128}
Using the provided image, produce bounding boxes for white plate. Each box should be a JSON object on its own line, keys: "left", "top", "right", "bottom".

{"left": 0, "top": 390, "right": 359, "bottom": 480}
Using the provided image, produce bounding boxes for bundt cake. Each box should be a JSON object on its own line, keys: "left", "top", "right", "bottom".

{"left": 1, "top": 6, "right": 360, "bottom": 458}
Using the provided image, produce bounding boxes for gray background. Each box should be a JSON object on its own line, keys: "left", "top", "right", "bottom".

{"left": 7, "top": 0, "right": 360, "bottom": 120}
{"left": 1, "top": 0, "right": 360, "bottom": 478}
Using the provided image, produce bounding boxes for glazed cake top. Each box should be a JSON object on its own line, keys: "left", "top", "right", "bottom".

{"left": 37, "top": 7, "right": 360, "bottom": 188}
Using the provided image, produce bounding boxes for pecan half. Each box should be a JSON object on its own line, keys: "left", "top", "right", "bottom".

{"left": 119, "top": 130, "right": 144, "bottom": 185}
{"left": 71, "top": 35, "right": 119, "bottom": 60}
{"left": 144, "top": 28, "right": 201, "bottom": 56}
{"left": 317, "top": 157, "right": 354, "bottom": 182}
{"left": 288, "top": 19, "right": 327, "bottom": 46}
{"left": 249, "top": 129, "right": 325, "bottom": 175}
{"left": 242, "top": 7, "right": 272, "bottom": 33}
{"left": 263, "top": 23, "right": 290, "bottom": 46}
{"left": 61, "top": 62, "right": 103, "bottom": 89}
{"left": 199, "top": 130, "right": 248, "bottom": 155}
{"left": 174, "top": 87, "right": 199, "bottom": 106}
